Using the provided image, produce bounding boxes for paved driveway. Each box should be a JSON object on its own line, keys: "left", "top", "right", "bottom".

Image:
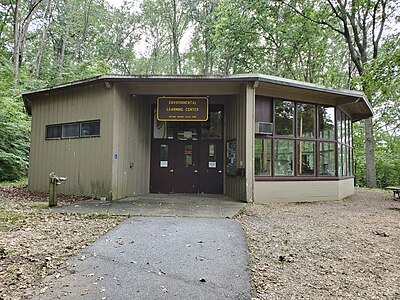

{"left": 36, "top": 217, "right": 251, "bottom": 299}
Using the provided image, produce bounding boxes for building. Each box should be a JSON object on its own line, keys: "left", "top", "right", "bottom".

{"left": 22, "top": 74, "right": 373, "bottom": 203}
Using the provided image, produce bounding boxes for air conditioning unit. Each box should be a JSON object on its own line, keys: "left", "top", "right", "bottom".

{"left": 255, "top": 122, "right": 273, "bottom": 135}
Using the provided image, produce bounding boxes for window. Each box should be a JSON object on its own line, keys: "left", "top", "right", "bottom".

{"left": 337, "top": 111, "right": 342, "bottom": 143}
{"left": 338, "top": 144, "right": 343, "bottom": 176}
{"left": 46, "top": 125, "right": 62, "bottom": 139}
{"left": 275, "top": 100, "right": 294, "bottom": 136}
{"left": 319, "top": 142, "right": 335, "bottom": 176}
{"left": 62, "top": 123, "right": 80, "bottom": 138}
{"left": 81, "top": 121, "right": 100, "bottom": 137}
{"left": 178, "top": 123, "right": 197, "bottom": 140}
{"left": 318, "top": 106, "right": 335, "bottom": 139}
{"left": 184, "top": 145, "right": 193, "bottom": 167}
{"left": 297, "top": 103, "right": 315, "bottom": 137}
{"left": 160, "top": 144, "right": 168, "bottom": 167}
{"left": 298, "top": 141, "right": 315, "bottom": 176}
{"left": 274, "top": 139, "right": 294, "bottom": 176}
{"left": 337, "top": 112, "right": 353, "bottom": 177}
{"left": 208, "top": 144, "right": 217, "bottom": 168}
{"left": 255, "top": 99, "right": 354, "bottom": 179}
{"left": 255, "top": 138, "right": 271, "bottom": 176}
{"left": 45, "top": 120, "right": 100, "bottom": 140}
{"left": 202, "top": 110, "right": 222, "bottom": 139}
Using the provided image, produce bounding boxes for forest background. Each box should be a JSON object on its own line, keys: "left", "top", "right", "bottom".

{"left": 0, "top": 0, "right": 399, "bottom": 187}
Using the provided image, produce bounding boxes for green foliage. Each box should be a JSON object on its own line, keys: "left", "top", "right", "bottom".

{"left": 0, "top": 178, "right": 28, "bottom": 187}
{"left": 353, "top": 33, "right": 400, "bottom": 187}
{"left": 0, "top": 59, "right": 30, "bottom": 182}
{"left": 0, "top": 0, "right": 398, "bottom": 186}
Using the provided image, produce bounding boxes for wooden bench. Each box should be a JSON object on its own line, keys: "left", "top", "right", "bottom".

{"left": 386, "top": 186, "right": 400, "bottom": 200}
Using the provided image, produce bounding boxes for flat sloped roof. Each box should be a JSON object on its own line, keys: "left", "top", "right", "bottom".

{"left": 22, "top": 74, "right": 373, "bottom": 121}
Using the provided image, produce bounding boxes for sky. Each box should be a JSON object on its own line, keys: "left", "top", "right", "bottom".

{"left": 105, "top": 0, "right": 125, "bottom": 7}
{"left": 105, "top": 0, "right": 193, "bottom": 56}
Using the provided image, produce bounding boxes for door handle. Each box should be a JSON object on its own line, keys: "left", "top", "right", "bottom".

{"left": 193, "top": 169, "right": 198, "bottom": 173}
{"left": 218, "top": 170, "right": 222, "bottom": 174}
{"left": 169, "top": 169, "right": 174, "bottom": 173}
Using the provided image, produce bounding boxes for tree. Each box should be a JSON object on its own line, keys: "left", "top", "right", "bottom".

{"left": 281, "top": 0, "right": 398, "bottom": 187}
{"left": 0, "top": 58, "right": 30, "bottom": 181}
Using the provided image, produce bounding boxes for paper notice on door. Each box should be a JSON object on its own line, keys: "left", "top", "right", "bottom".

{"left": 160, "top": 161, "right": 168, "bottom": 167}
{"left": 208, "top": 162, "right": 217, "bottom": 168}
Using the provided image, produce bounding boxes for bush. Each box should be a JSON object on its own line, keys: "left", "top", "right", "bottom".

{"left": 0, "top": 96, "right": 30, "bottom": 181}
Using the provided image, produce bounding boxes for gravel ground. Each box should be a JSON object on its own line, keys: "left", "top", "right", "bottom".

{"left": 238, "top": 188, "right": 400, "bottom": 300}
{"left": 0, "top": 186, "right": 127, "bottom": 300}
{"left": 1, "top": 186, "right": 399, "bottom": 299}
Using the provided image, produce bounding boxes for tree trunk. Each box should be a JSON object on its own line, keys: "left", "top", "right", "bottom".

{"left": 13, "top": 0, "right": 20, "bottom": 87}
{"left": 172, "top": 0, "right": 179, "bottom": 75}
{"left": 33, "top": 0, "right": 53, "bottom": 78}
{"left": 364, "top": 117, "right": 377, "bottom": 187}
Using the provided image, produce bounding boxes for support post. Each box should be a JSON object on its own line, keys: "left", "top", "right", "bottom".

{"left": 48, "top": 172, "right": 67, "bottom": 207}
{"left": 49, "top": 177, "right": 57, "bottom": 207}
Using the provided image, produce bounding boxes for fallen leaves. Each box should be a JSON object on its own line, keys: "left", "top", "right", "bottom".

{"left": 0, "top": 185, "right": 127, "bottom": 299}
{"left": 238, "top": 188, "right": 400, "bottom": 299}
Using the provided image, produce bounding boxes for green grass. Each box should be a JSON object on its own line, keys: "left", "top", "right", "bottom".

{"left": 0, "top": 178, "right": 28, "bottom": 187}
{"left": 0, "top": 208, "right": 23, "bottom": 230}
{"left": 86, "top": 212, "right": 111, "bottom": 219}
{"left": 31, "top": 203, "right": 49, "bottom": 210}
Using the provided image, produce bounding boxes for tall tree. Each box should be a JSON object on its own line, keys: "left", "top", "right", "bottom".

{"left": 281, "top": 0, "right": 397, "bottom": 187}
{"left": 12, "top": 0, "right": 45, "bottom": 86}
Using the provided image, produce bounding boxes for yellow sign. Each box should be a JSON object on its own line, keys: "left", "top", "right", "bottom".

{"left": 157, "top": 97, "right": 208, "bottom": 121}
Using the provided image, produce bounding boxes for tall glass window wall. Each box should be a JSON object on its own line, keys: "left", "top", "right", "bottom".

{"left": 255, "top": 98, "right": 353, "bottom": 178}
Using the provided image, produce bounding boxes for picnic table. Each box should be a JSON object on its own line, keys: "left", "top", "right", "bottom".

{"left": 386, "top": 186, "right": 400, "bottom": 200}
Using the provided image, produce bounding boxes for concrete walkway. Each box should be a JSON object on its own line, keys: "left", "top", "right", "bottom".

{"left": 35, "top": 217, "right": 252, "bottom": 300}
{"left": 52, "top": 194, "right": 247, "bottom": 218}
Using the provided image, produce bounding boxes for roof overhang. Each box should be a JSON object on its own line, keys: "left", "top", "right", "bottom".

{"left": 22, "top": 74, "right": 373, "bottom": 121}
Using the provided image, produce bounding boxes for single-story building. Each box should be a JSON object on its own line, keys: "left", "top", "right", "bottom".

{"left": 22, "top": 74, "right": 373, "bottom": 203}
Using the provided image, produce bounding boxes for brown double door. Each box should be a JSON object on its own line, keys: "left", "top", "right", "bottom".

{"left": 150, "top": 106, "right": 223, "bottom": 194}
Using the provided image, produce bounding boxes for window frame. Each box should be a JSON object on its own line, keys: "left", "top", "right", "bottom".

{"left": 255, "top": 99, "right": 353, "bottom": 180}
{"left": 45, "top": 120, "right": 100, "bottom": 140}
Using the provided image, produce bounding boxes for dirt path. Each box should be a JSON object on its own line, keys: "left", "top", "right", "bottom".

{"left": 238, "top": 188, "right": 400, "bottom": 299}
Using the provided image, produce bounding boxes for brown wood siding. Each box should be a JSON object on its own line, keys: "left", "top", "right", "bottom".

{"left": 28, "top": 84, "right": 114, "bottom": 198}
{"left": 224, "top": 84, "right": 247, "bottom": 201}
{"left": 111, "top": 85, "right": 151, "bottom": 199}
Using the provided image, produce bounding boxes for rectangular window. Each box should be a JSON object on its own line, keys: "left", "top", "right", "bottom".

{"left": 318, "top": 106, "right": 335, "bottom": 139}
{"left": 349, "top": 147, "right": 353, "bottom": 176}
{"left": 81, "top": 121, "right": 100, "bottom": 137}
{"left": 298, "top": 141, "right": 315, "bottom": 176}
{"left": 45, "top": 120, "right": 100, "bottom": 140}
{"left": 343, "top": 145, "right": 348, "bottom": 176}
{"left": 208, "top": 144, "right": 217, "bottom": 168}
{"left": 202, "top": 110, "right": 222, "bottom": 139}
{"left": 337, "top": 144, "right": 343, "bottom": 176}
{"left": 255, "top": 138, "right": 271, "bottom": 176}
{"left": 160, "top": 144, "right": 168, "bottom": 167}
{"left": 46, "top": 125, "right": 62, "bottom": 139}
{"left": 62, "top": 123, "right": 80, "bottom": 138}
{"left": 178, "top": 123, "right": 197, "bottom": 141}
{"left": 336, "top": 109, "right": 342, "bottom": 143}
{"left": 319, "top": 142, "right": 335, "bottom": 176}
{"left": 275, "top": 100, "right": 294, "bottom": 136}
{"left": 154, "top": 119, "right": 173, "bottom": 139}
{"left": 342, "top": 112, "right": 347, "bottom": 145}
{"left": 274, "top": 139, "right": 294, "bottom": 176}
{"left": 348, "top": 119, "right": 352, "bottom": 147}
{"left": 297, "top": 103, "right": 315, "bottom": 138}
{"left": 184, "top": 145, "right": 193, "bottom": 167}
